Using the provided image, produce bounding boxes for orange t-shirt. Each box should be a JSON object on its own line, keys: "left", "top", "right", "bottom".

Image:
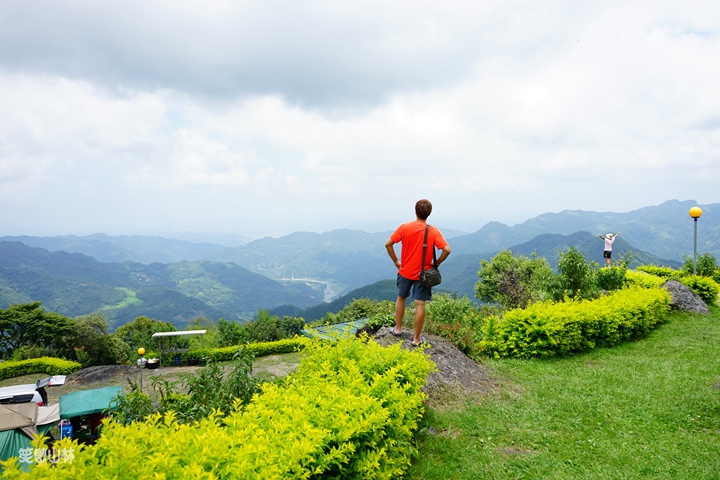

{"left": 390, "top": 220, "right": 448, "bottom": 281}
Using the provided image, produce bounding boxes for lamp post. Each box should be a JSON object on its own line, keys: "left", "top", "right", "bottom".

{"left": 689, "top": 207, "right": 703, "bottom": 275}
{"left": 137, "top": 347, "right": 146, "bottom": 392}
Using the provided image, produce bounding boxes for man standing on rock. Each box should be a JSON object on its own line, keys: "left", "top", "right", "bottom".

{"left": 385, "top": 199, "right": 451, "bottom": 347}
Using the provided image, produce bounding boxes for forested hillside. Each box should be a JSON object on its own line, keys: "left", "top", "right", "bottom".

{"left": 0, "top": 233, "right": 231, "bottom": 263}
{"left": 0, "top": 242, "right": 322, "bottom": 329}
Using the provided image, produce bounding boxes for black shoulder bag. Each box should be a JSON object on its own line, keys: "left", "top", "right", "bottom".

{"left": 419, "top": 224, "right": 442, "bottom": 288}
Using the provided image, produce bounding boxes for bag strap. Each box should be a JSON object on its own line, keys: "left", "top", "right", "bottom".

{"left": 421, "top": 224, "right": 437, "bottom": 272}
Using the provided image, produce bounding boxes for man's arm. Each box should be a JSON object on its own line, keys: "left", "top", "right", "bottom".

{"left": 436, "top": 244, "right": 451, "bottom": 267}
{"left": 385, "top": 238, "right": 401, "bottom": 269}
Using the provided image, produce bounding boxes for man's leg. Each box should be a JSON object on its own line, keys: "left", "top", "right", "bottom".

{"left": 393, "top": 296, "right": 406, "bottom": 334}
{"left": 413, "top": 300, "right": 426, "bottom": 344}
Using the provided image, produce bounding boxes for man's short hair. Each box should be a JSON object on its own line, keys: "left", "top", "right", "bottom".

{"left": 415, "top": 199, "right": 432, "bottom": 220}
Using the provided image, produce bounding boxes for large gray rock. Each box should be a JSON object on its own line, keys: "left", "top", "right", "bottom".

{"left": 663, "top": 280, "right": 709, "bottom": 314}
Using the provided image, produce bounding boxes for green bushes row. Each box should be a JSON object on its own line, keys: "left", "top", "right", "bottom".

{"left": 677, "top": 275, "right": 720, "bottom": 305}
{"left": 479, "top": 286, "right": 671, "bottom": 358}
{"left": 4, "top": 336, "right": 435, "bottom": 479}
{"left": 0, "top": 357, "right": 82, "bottom": 381}
{"left": 626, "top": 270, "right": 668, "bottom": 289}
{"left": 636, "top": 265, "right": 720, "bottom": 305}
{"left": 155, "top": 337, "right": 310, "bottom": 366}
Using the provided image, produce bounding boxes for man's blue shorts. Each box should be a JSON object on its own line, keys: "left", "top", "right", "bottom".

{"left": 397, "top": 273, "right": 432, "bottom": 301}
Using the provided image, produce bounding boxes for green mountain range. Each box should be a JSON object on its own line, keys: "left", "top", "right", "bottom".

{"left": 0, "top": 199, "right": 708, "bottom": 329}
{"left": 0, "top": 242, "right": 323, "bottom": 330}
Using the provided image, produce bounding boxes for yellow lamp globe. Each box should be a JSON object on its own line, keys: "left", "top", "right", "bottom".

{"left": 689, "top": 207, "right": 703, "bottom": 219}
{"left": 138, "top": 347, "right": 146, "bottom": 355}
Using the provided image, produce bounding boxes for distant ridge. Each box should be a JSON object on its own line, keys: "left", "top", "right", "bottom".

{"left": 0, "top": 242, "right": 323, "bottom": 330}
{"left": 449, "top": 199, "right": 718, "bottom": 262}
{"left": 0, "top": 198, "right": 710, "bottom": 329}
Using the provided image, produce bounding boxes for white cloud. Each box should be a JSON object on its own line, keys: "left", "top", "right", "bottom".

{"left": 0, "top": 1, "right": 719, "bottom": 237}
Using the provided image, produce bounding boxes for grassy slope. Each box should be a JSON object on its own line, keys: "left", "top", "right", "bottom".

{"left": 409, "top": 308, "right": 720, "bottom": 479}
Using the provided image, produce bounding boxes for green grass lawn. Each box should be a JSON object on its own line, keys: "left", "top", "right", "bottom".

{"left": 409, "top": 309, "right": 720, "bottom": 479}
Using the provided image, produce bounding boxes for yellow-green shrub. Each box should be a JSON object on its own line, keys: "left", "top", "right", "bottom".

{"left": 2, "top": 337, "right": 434, "bottom": 479}
{"left": 0, "top": 357, "right": 81, "bottom": 381}
{"left": 626, "top": 270, "right": 667, "bottom": 289}
{"left": 479, "top": 287, "right": 671, "bottom": 358}
{"left": 678, "top": 275, "right": 720, "bottom": 305}
{"left": 636, "top": 265, "right": 678, "bottom": 278}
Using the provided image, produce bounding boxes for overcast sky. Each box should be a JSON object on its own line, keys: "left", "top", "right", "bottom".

{"left": 1, "top": 1, "right": 718, "bottom": 240}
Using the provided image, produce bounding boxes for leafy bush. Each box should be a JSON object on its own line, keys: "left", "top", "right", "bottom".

{"left": 596, "top": 265, "right": 627, "bottom": 291}
{"left": 636, "top": 265, "right": 678, "bottom": 278}
{"left": 115, "top": 316, "right": 179, "bottom": 351}
{"left": 626, "top": 270, "right": 667, "bottom": 289}
{"left": 315, "top": 298, "right": 395, "bottom": 326}
{"left": 110, "top": 347, "right": 263, "bottom": 426}
{"left": 633, "top": 264, "right": 719, "bottom": 304}
{"left": 425, "top": 294, "right": 492, "bottom": 356}
{"left": 548, "top": 247, "right": 598, "bottom": 301}
{"left": 216, "top": 317, "right": 243, "bottom": 347}
{"left": 0, "top": 302, "right": 75, "bottom": 359}
{"left": 682, "top": 252, "right": 720, "bottom": 279}
{"left": 365, "top": 312, "right": 395, "bottom": 331}
{"left": 108, "top": 379, "right": 155, "bottom": 425}
{"left": 10, "top": 345, "right": 59, "bottom": 361}
{"left": 679, "top": 275, "right": 720, "bottom": 305}
{"left": 5, "top": 337, "right": 434, "bottom": 479}
{"left": 0, "top": 357, "right": 82, "bottom": 381}
{"left": 475, "top": 250, "right": 552, "bottom": 309}
{"left": 479, "top": 287, "right": 671, "bottom": 358}
{"left": 238, "top": 310, "right": 306, "bottom": 343}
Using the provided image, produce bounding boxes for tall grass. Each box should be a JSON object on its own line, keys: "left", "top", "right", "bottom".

{"left": 409, "top": 309, "right": 720, "bottom": 479}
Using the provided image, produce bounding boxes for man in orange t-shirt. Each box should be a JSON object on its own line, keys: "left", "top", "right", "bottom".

{"left": 385, "top": 199, "right": 451, "bottom": 347}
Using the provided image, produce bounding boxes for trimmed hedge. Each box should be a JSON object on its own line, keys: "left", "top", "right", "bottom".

{"left": 3, "top": 336, "right": 435, "bottom": 479}
{"left": 636, "top": 264, "right": 676, "bottom": 278}
{"left": 156, "top": 337, "right": 310, "bottom": 366}
{"left": 626, "top": 270, "right": 667, "bottom": 289}
{"left": 0, "top": 357, "right": 82, "bottom": 381}
{"left": 634, "top": 265, "right": 720, "bottom": 305}
{"left": 678, "top": 275, "right": 720, "bottom": 305}
{"left": 479, "top": 286, "right": 671, "bottom": 358}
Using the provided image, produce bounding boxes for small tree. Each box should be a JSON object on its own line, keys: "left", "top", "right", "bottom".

{"left": 239, "top": 310, "right": 305, "bottom": 343}
{"left": 0, "top": 302, "right": 75, "bottom": 357}
{"left": 548, "top": 247, "right": 597, "bottom": 301}
{"left": 70, "top": 312, "right": 130, "bottom": 366}
{"left": 217, "top": 317, "right": 243, "bottom": 347}
{"left": 682, "top": 252, "right": 720, "bottom": 281}
{"left": 115, "top": 316, "right": 177, "bottom": 352}
{"left": 475, "top": 250, "right": 552, "bottom": 309}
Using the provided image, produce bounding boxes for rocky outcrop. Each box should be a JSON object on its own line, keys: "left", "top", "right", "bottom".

{"left": 663, "top": 280, "right": 709, "bottom": 314}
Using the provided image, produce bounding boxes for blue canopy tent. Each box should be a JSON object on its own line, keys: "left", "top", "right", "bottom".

{"left": 59, "top": 386, "right": 122, "bottom": 419}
